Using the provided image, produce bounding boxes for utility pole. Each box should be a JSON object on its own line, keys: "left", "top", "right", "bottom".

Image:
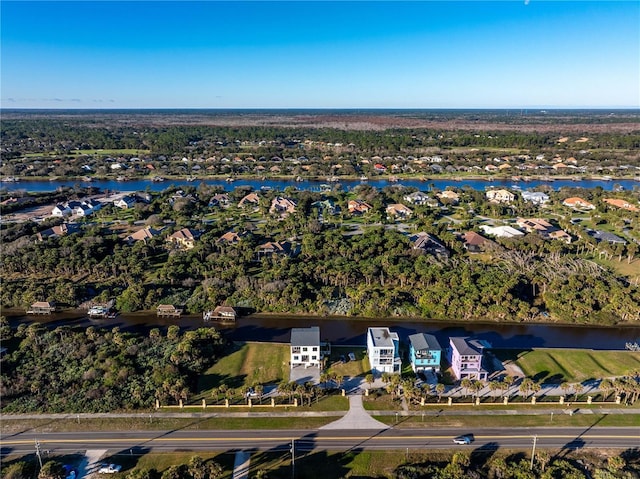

{"left": 530, "top": 435, "right": 537, "bottom": 471}
{"left": 35, "top": 439, "right": 43, "bottom": 469}
{"left": 290, "top": 438, "right": 295, "bottom": 479}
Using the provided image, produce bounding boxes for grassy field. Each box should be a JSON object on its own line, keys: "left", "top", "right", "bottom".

{"left": 379, "top": 413, "right": 640, "bottom": 429}
{"left": 196, "top": 342, "right": 291, "bottom": 398}
{"left": 246, "top": 449, "right": 417, "bottom": 479}
{"left": 494, "top": 348, "right": 640, "bottom": 383}
{"left": 595, "top": 256, "right": 640, "bottom": 279}
{"left": 326, "top": 346, "right": 370, "bottom": 378}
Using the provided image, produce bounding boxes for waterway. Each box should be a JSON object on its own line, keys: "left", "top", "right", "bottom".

{"left": 7, "top": 310, "right": 640, "bottom": 351}
{"left": 2, "top": 177, "right": 639, "bottom": 194}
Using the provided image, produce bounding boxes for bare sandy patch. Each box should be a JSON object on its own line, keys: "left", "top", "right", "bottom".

{"left": 557, "top": 137, "right": 569, "bottom": 143}
{"left": 575, "top": 137, "right": 590, "bottom": 143}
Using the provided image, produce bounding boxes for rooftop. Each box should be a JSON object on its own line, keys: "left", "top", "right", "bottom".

{"left": 409, "top": 333, "right": 441, "bottom": 352}
{"left": 291, "top": 326, "right": 320, "bottom": 346}
{"left": 368, "top": 327, "right": 399, "bottom": 348}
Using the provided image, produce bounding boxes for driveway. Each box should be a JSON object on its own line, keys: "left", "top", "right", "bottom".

{"left": 289, "top": 365, "right": 320, "bottom": 385}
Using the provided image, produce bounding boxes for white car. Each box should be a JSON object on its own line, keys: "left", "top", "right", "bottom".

{"left": 453, "top": 435, "right": 472, "bottom": 445}
{"left": 98, "top": 464, "right": 122, "bottom": 474}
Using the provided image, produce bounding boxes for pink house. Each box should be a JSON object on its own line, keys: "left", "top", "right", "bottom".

{"left": 448, "top": 337, "right": 489, "bottom": 381}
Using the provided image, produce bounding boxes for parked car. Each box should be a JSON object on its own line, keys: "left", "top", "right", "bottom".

{"left": 98, "top": 464, "right": 122, "bottom": 474}
{"left": 453, "top": 435, "right": 473, "bottom": 445}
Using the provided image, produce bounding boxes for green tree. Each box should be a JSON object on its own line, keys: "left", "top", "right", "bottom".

{"left": 38, "top": 461, "right": 65, "bottom": 479}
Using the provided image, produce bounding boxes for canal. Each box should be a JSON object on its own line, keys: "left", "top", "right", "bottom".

{"left": 7, "top": 310, "right": 640, "bottom": 351}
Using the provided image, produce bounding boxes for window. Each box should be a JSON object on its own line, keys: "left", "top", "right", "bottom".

{"left": 302, "top": 347, "right": 308, "bottom": 352}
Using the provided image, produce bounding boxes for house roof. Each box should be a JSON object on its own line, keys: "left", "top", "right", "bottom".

{"left": 128, "top": 226, "right": 161, "bottom": 241}
{"left": 368, "top": 327, "right": 398, "bottom": 348}
{"left": 450, "top": 337, "right": 485, "bottom": 356}
{"left": 409, "top": 333, "right": 441, "bottom": 352}
{"left": 590, "top": 230, "right": 627, "bottom": 244}
{"left": 563, "top": 197, "right": 594, "bottom": 208}
{"left": 604, "top": 198, "right": 639, "bottom": 211}
{"left": 291, "top": 326, "right": 320, "bottom": 346}
{"left": 463, "top": 231, "right": 490, "bottom": 247}
{"left": 169, "top": 228, "right": 198, "bottom": 241}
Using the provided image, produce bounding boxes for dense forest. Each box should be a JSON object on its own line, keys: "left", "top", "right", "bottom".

{"left": 2, "top": 184, "right": 639, "bottom": 324}
{"left": 0, "top": 319, "right": 225, "bottom": 412}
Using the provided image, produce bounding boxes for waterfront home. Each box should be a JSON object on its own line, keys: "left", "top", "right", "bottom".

{"left": 385, "top": 203, "right": 413, "bottom": 220}
{"left": 408, "top": 333, "right": 442, "bottom": 374}
{"left": 562, "top": 197, "right": 595, "bottom": 210}
{"left": 27, "top": 301, "right": 57, "bottom": 314}
{"left": 269, "top": 196, "right": 297, "bottom": 216}
{"left": 410, "top": 232, "right": 449, "bottom": 259}
{"left": 521, "top": 191, "right": 550, "bottom": 205}
{"left": 604, "top": 198, "right": 639, "bottom": 212}
{"left": 203, "top": 306, "right": 238, "bottom": 322}
{"left": 366, "top": 327, "right": 402, "bottom": 374}
{"left": 156, "top": 304, "right": 183, "bottom": 317}
{"left": 290, "top": 326, "right": 321, "bottom": 368}
{"left": 448, "top": 337, "right": 489, "bottom": 381}
{"left": 480, "top": 225, "right": 524, "bottom": 239}
{"left": 486, "top": 189, "right": 516, "bottom": 204}
{"left": 348, "top": 199, "right": 373, "bottom": 215}
{"left": 167, "top": 228, "right": 200, "bottom": 250}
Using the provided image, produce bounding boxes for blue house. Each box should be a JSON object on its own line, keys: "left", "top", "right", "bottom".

{"left": 408, "top": 333, "right": 442, "bottom": 374}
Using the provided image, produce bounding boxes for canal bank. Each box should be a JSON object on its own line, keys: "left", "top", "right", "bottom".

{"left": 5, "top": 308, "right": 640, "bottom": 351}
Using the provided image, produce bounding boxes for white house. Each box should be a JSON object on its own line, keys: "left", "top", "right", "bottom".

{"left": 479, "top": 225, "right": 524, "bottom": 238}
{"left": 114, "top": 195, "right": 137, "bottom": 209}
{"left": 521, "top": 191, "right": 550, "bottom": 205}
{"left": 366, "top": 327, "right": 401, "bottom": 374}
{"left": 290, "top": 327, "right": 321, "bottom": 368}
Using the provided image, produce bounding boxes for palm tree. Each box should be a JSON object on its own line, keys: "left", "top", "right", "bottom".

{"left": 560, "top": 382, "right": 571, "bottom": 399}
{"left": 573, "top": 383, "right": 584, "bottom": 402}
{"left": 435, "top": 383, "right": 445, "bottom": 403}
{"left": 365, "top": 373, "right": 375, "bottom": 390}
{"left": 460, "top": 378, "right": 472, "bottom": 398}
{"left": 599, "top": 378, "right": 614, "bottom": 401}
{"left": 519, "top": 378, "right": 534, "bottom": 398}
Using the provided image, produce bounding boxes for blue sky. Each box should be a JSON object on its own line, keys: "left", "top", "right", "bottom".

{"left": 1, "top": 1, "right": 638, "bottom": 109}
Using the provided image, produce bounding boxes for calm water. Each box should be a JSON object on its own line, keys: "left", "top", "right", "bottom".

{"left": 2, "top": 177, "right": 639, "bottom": 194}
{"left": 7, "top": 311, "right": 640, "bottom": 351}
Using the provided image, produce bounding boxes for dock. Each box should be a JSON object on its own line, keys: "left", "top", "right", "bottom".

{"left": 157, "top": 304, "right": 183, "bottom": 318}
{"left": 203, "top": 306, "right": 238, "bottom": 322}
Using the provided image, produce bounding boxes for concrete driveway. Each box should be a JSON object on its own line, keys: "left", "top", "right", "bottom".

{"left": 289, "top": 365, "right": 320, "bottom": 385}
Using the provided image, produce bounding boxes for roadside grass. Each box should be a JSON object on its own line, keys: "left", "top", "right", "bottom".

{"left": 326, "top": 346, "right": 370, "bottom": 378}
{"left": 249, "top": 450, "right": 415, "bottom": 479}
{"left": 105, "top": 452, "right": 234, "bottom": 478}
{"left": 196, "top": 342, "right": 290, "bottom": 399}
{"left": 380, "top": 413, "right": 640, "bottom": 429}
{"left": 493, "top": 349, "right": 640, "bottom": 383}
{"left": 0, "top": 416, "right": 337, "bottom": 435}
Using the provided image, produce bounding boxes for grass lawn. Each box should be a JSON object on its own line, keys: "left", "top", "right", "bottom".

{"left": 595, "top": 257, "right": 640, "bottom": 279}
{"left": 493, "top": 348, "right": 640, "bottom": 383}
{"left": 251, "top": 450, "right": 410, "bottom": 479}
{"left": 196, "top": 342, "right": 290, "bottom": 399}
{"left": 103, "top": 452, "right": 235, "bottom": 478}
{"left": 326, "top": 346, "right": 370, "bottom": 378}
{"left": 381, "top": 413, "right": 640, "bottom": 429}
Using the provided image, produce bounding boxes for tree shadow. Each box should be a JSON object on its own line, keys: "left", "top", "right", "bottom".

{"left": 470, "top": 441, "right": 499, "bottom": 469}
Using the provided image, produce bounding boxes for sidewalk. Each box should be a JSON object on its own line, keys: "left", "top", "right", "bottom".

{"left": 3, "top": 407, "right": 638, "bottom": 422}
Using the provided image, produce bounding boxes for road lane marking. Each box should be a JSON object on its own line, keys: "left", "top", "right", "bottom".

{"left": 2, "top": 434, "right": 638, "bottom": 446}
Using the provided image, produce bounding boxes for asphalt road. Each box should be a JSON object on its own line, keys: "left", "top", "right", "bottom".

{"left": 2, "top": 427, "right": 637, "bottom": 455}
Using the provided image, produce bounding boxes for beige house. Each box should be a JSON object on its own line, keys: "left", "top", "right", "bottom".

{"left": 563, "top": 197, "right": 595, "bottom": 210}
{"left": 385, "top": 203, "right": 413, "bottom": 219}
{"left": 436, "top": 190, "right": 460, "bottom": 204}
{"left": 269, "top": 196, "right": 297, "bottom": 216}
{"left": 486, "top": 189, "right": 515, "bottom": 204}
{"left": 604, "top": 198, "right": 639, "bottom": 212}
{"left": 167, "top": 228, "right": 199, "bottom": 249}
